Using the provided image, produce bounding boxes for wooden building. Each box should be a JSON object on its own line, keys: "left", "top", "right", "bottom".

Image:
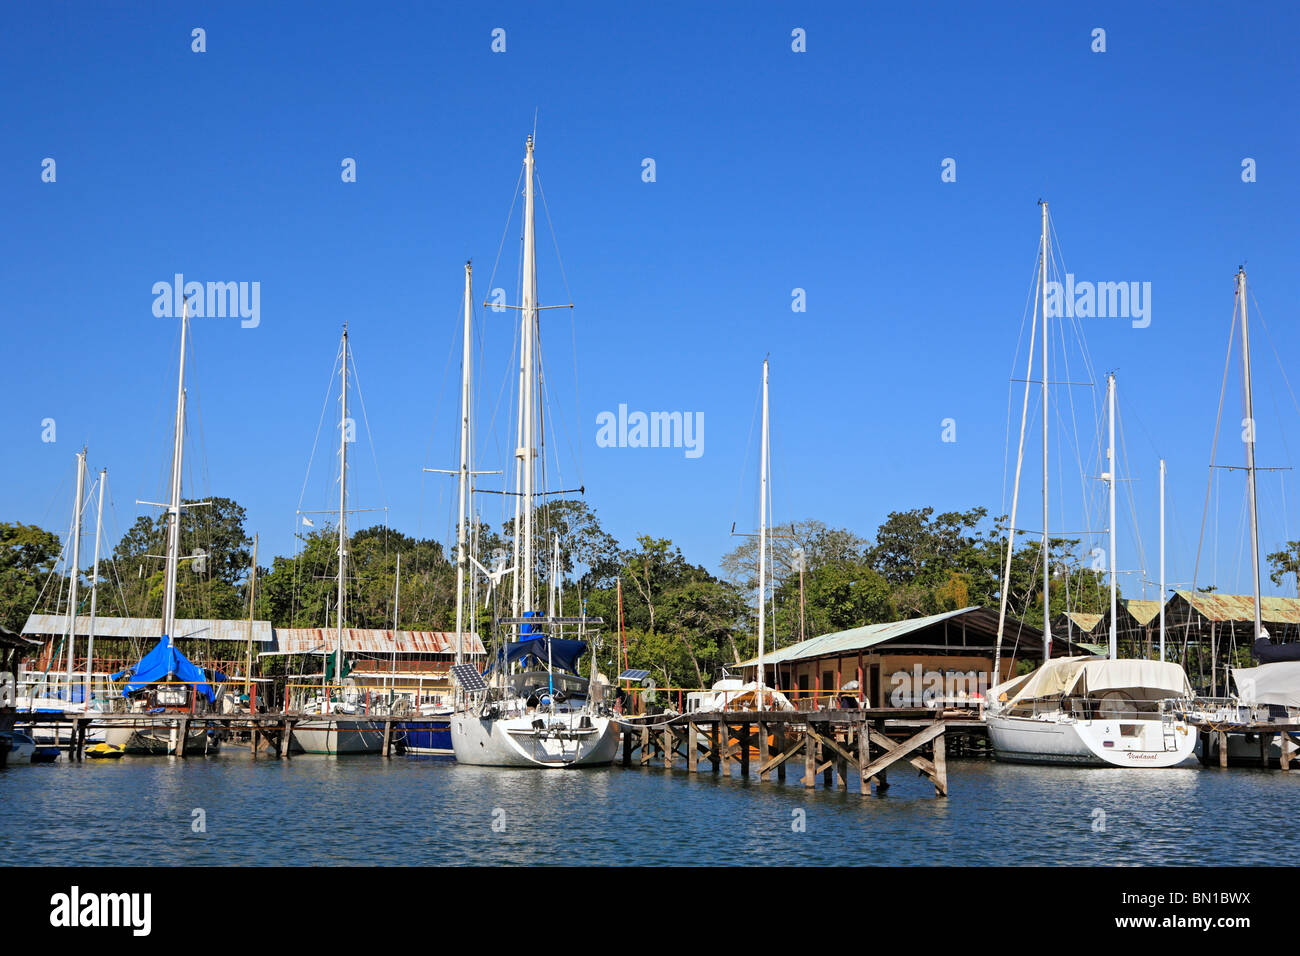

{"left": 740, "top": 605, "right": 1094, "bottom": 710}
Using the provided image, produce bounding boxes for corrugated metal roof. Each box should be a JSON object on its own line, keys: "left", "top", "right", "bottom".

{"left": 1172, "top": 590, "right": 1300, "bottom": 625}
{"left": 1121, "top": 600, "right": 1162, "bottom": 626}
{"left": 1061, "top": 611, "right": 1102, "bottom": 632}
{"left": 267, "top": 628, "right": 485, "bottom": 656}
{"left": 23, "top": 614, "right": 273, "bottom": 643}
{"left": 741, "top": 606, "right": 984, "bottom": 667}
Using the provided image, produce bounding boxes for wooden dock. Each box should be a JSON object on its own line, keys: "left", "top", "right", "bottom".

{"left": 1193, "top": 720, "right": 1300, "bottom": 770}
{"left": 615, "top": 708, "right": 961, "bottom": 797}
{"left": 15, "top": 711, "right": 450, "bottom": 761}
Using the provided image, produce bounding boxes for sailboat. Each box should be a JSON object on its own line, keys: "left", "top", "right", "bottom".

{"left": 105, "top": 297, "right": 223, "bottom": 755}
{"left": 1196, "top": 268, "right": 1300, "bottom": 766}
{"left": 449, "top": 135, "right": 619, "bottom": 768}
{"left": 985, "top": 204, "right": 1197, "bottom": 767}
{"left": 17, "top": 449, "right": 108, "bottom": 749}
{"left": 291, "top": 325, "right": 386, "bottom": 755}
{"left": 398, "top": 261, "right": 479, "bottom": 757}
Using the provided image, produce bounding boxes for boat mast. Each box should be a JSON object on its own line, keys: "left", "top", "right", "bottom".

{"left": 512, "top": 136, "right": 539, "bottom": 626}
{"left": 1159, "top": 458, "right": 1166, "bottom": 661}
{"left": 993, "top": 207, "right": 1045, "bottom": 682}
{"left": 1106, "top": 373, "right": 1117, "bottom": 660}
{"left": 455, "top": 260, "right": 473, "bottom": 665}
{"left": 1039, "top": 201, "right": 1052, "bottom": 661}
{"left": 757, "top": 358, "right": 769, "bottom": 711}
{"left": 162, "top": 297, "right": 190, "bottom": 648}
{"left": 335, "top": 324, "right": 349, "bottom": 707}
{"left": 245, "top": 534, "right": 258, "bottom": 699}
{"left": 85, "top": 467, "right": 106, "bottom": 705}
{"left": 1238, "top": 268, "right": 1264, "bottom": 643}
{"left": 64, "top": 449, "right": 86, "bottom": 694}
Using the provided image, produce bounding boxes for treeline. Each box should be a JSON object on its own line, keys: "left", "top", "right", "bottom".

{"left": 2, "top": 500, "right": 1127, "bottom": 687}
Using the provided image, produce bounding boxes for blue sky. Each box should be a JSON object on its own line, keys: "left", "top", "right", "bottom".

{"left": 3, "top": 2, "right": 1298, "bottom": 600}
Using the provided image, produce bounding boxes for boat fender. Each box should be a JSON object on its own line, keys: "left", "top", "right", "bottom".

{"left": 531, "top": 718, "right": 545, "bottom": 730}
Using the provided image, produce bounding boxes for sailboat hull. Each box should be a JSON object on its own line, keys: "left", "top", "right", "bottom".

{"left": 291, "top": 718, "right": 385, "bottom": 755}
{"left": 987, "top": 713, "right": 1196, "bottom": 767}
{"left": 451, "top": 711, "right": 619, "bottom": 767}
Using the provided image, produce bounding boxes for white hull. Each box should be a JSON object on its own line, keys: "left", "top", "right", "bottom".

{"left": 987, "top": 712, "right": 1196, "bottom": 767}
{"left": 3, "top": 735, "right": 37, "bottom": 764}
{"left": 291, "top": 719, "right": 385, "bottom": 755}
{"left": 451, "top": 711, "right": 619, "bottom": 767}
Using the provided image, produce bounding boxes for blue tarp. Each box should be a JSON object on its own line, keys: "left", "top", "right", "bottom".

{"left": 111, "top": 637, "right": 216, "bottom": 701}
{"left": 488, "top": 636, "right": 588, "bottom": 675}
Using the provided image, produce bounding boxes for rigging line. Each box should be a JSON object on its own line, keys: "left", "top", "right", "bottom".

{"left": 296, "top": 338, "right": 344, "bottom": 515}
{"left": 1117, "top": 405, "right": 1148, "bottom": 599}
{"left": 730, "top": 371, "right": 763, "bottom": 566}
{"left": 1190, "top": 291, "right": 1239, "bottom": 604}
{"left": 483, "top": 162, "right": 526, "bottom": 298}
{"left": 346, "top": 338, "right": 389, "bottom": 513}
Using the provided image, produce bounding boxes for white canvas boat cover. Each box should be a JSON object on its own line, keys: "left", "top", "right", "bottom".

{"left": 1073, "top": 659, "right": 1192, "bottom": 699}
{"left": 1232, "top": 662, "right": 1300, "bottom": 708}
{"left": 702, "top": 680, "right": 795, "bottom": 712}
{"left": 995, "top": 656, "right": 1190, "bottom": 710}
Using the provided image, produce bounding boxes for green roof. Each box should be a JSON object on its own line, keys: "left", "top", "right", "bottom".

{"left": 741, "top": 606, "right": 983, "bottom": 667}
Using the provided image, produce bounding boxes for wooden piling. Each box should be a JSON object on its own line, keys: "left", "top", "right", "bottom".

{"left": 774, "top": 724, "right": 787, "bottom": 782}
{"left": 663, "top": 726, "right": 673, "bottom": 770}
{"left": 739, "top": 725, "right": 751, "bottom": 777}
{"left": 382, "top": 718, "right": 393, "bottom": 759}
{"left": 803, "top": 729, "right": 815, "bottom": 788}
{"left": 688, "top": 722, "right": 699, "bottom": 773}
{"left": 175, "top": 718, "right": 189, "bottom": 757}
{"left": 1219, "top": 730, "right": 1229, "bottom": 768}
{"left": 717, "top": 721, "right": 730, "bottom": 777}
{"left": 757, "top": 720, "right": 770, "bottom": 781}
{"left": 709, "top": 721, "right": 721, "bottom": 773}
{"left": 640, "top": 727, "right": 651, "bottom": 767}
{"left": 932, "top": 730, "right": 948, "bottom": 797}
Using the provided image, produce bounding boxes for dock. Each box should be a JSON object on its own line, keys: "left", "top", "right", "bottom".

{"left": 615, "top": 708, "right": 972, "bottom": 796}
{"left": 15, "top": 711, "right": 452, "bottom": 761}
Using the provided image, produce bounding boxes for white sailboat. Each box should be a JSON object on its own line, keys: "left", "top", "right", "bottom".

{"left": 105, "top": 296, "right": 223, "bottom": 755}
{"left": 986, "top": 204, "right": 1196, "bottom": 767}
{"left": 1197, "top": 268, "right": 1300, "bottom": 766}
{"left": 18, "top": 449, "right": 108, "bottom": 749}
{"left": 291, "top": 325, "right": 386, "bottom": 755}
{"left": 450, "top": 135, "right": 619, "bottom": 768}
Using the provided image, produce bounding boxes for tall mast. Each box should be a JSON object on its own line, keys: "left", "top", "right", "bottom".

{"left": 1159, "top": 458, "right": 1166, "bottom": 661}
{"left": 65, "top": 449, "right": 86, "bottom": 691}
{"left": 336, "top": 324, "right": 349, "bottom": 703}
{"left": 455, "top": 260, "right": 473, "bottom": 664}
{"left": 519, "top": 136, "right": 538, "bottom": 620}
{"left": 1238, "top": 268, "right": 1264, "bottom": 642}
{"left": 244, "top": 534, "right": 258, "bottom": 699}
{"left": 757, "top": 359, "right": 769, "bottom": 711}
{"left": 163, "top": 297, "right": 190, "bottom": 645}
{"left": 1106, "top": 373, "right": 1117, "bottom": 660}
{"left": 993, "top": 207, "right": 1044, "bottom": 681}
{"left": 84, "top": 467, "right": 106, "bottom": 705}
{"left": 1039, "top": 201, "right": 1052, "bottom": 661}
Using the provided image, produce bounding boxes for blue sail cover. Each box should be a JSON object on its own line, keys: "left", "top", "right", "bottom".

{"left": 496, "top": 636, "right": 588, "bottom": 674}
{"left": 111, "top": 637, "right": 215, "bottom": 701}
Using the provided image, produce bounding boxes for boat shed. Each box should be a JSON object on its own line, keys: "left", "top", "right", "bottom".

{"left": 1095, "top": 599, "right": 1163, "bottom": 655}
{"left": 738, "top": 605, "right": 1096, "bottom": 710}
{"left": 1164, "top": 589, "right": 1300, "bottom": 694}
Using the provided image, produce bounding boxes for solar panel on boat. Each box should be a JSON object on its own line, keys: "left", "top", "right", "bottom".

{"left": 451, "top": 664, "right": 488, "bottom": 691}
{"left": 617, "top": 669, "right": 650, "bottom": 681}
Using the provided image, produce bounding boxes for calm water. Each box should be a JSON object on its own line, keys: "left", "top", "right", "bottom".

{"left": 3, "top": 752, "right": 1296, "bottom": 866}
